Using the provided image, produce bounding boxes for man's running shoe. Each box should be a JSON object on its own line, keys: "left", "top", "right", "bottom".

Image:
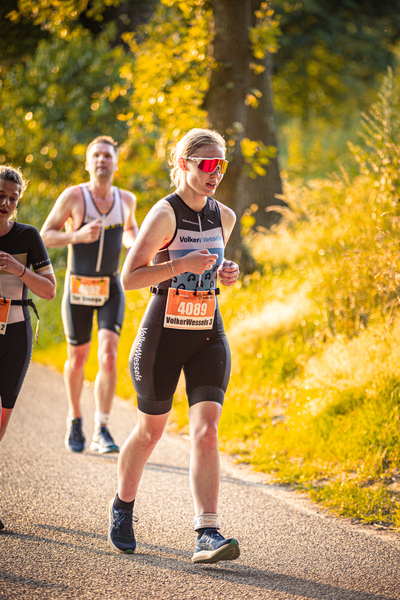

{"left": 0, "top": 517, "right": 4, "bottom": 530}
{"left": 107, "top": 498, "right": 137, "bottom": 553}
{"left": 65, "top": 418, "right": 85, "bottom": 453}
{"left": 90, "top": 426, "right": 119, "bottom": 454}
{"left": 192, "top": 529, "right": 240, "bottom": 564}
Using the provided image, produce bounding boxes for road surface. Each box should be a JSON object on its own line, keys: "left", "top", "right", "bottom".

{"left": 1, "top": 363, "right": 399, "bottom": 599}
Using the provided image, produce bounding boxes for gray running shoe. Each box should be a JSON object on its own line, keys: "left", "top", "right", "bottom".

{"left": 65, "top": 418, "right": 86, "bottom": 453}
{"left": 90, "top": 426, "right": 119, "bottom": 454}
{"left": 0, "top": 517, "right": 4, "bottom": 530}
{"left": 107, "top": 498, "right": 137, "bottom": 553}
{"left": 192, "top": 529, "right": 240, "bottom": 564}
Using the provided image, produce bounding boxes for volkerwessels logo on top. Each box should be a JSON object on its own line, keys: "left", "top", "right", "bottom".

{"left": 173, "top": 227, "right": 223, "bottom": 249}
{"left": 179, "top": 234, "right": 222, "bottom": 244}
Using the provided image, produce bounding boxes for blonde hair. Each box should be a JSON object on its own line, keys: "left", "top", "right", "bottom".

{"left": 169, "top": 128, "right": 226, "bottom": 187}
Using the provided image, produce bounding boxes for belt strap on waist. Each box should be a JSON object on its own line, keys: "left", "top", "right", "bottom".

{"left": 150, "top": 286, "right": 220, "bottom": 296}
{"left": 10, "top": 299, "right": 40, "bottom": 344}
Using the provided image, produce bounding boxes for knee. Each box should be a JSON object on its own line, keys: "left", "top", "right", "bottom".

{"left": 99, "top": 348, "right": 117, "bottom": 373}
{"left": 192, "top": 420, "right": 219, "bottom": 449}
{"left": 138, "top": 427, "right": 163, "bottom": 448}
{"left": 67, "top": 348, "right": 88, "bottom": 371}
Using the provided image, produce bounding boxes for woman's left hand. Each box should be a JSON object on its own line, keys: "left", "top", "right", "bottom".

{"left": 218, "top": 260, "right": 240, "bottom": 286}
{"left": 0, "top": 251, "right": 24, "bottom": 276}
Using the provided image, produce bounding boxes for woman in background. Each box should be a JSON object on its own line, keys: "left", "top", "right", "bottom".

{"left": 0, "top": 165, "right": 56, "bottom": 529}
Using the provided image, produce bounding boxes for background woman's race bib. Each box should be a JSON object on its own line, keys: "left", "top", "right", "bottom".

{"left": 0, "top": 297, "right": 11, "bottom": 335}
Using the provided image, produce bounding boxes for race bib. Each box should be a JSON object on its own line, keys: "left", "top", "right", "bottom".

{"left": 0, "top": 297, "right": 11, "bottom": 335}
{"left": 70, "top": 275, "right": 110, "bottom": 306}
{"left": 164, "top": 289, "right": 216, "bottom": 330}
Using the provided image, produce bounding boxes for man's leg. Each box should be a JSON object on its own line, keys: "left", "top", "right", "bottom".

{"left": 108, "top": 409, "right": 170, "bottom": 553}
{"left": 94, "top": 328, "right": 119, "bottom": 424}
{"left": 64, "top": 341, "right": 91, "bottom": 419}
{"left": 189, "top": 401, "right": 240, "bottom": 564}
{"left": 64, "top": 341, "right": 91, "bottom": 452}
{"left": 90, "top": 329, "right": 120, "bottom": 453}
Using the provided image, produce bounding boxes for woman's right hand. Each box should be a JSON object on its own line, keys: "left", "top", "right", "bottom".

{"left": 178, "top": 249, "right": 218, "bottom": 275}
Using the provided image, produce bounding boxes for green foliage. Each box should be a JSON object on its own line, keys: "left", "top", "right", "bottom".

{"left": 250, "top": 2, "right": 281, "bottom": 59}
{"left": 0, "top": 24, "right": 130, "bottom": 229}
{"left": 274, "top": 0, "right": 400, "bottom": 122}
{"left": 10, "top": 0, "right": 120, "bottom": 32}
{"left": 273, "top": 1, "right": 400, "bottom": 182}
{"left": 241, "top": 137, "right": 277, "bottom": 179}
{"left": 0, "top": 0, "right": 50, "bottom": 67}
{"left": 115, "top": 0, "right": 213, "bottom": 213}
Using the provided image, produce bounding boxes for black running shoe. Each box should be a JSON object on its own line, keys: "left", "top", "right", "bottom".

{"left": 90, "top": 426, "right": 119, "bottom": 454}
{"left": 0, "top": 517, "right": 4, "bottom": 530}
{"left": 107, "top": 498, "right": 137, "bottom": 554}
{"left": 192, "top": 529, "right": 240, "bottom": 564}
{"left": 65, "top": 418, "right": 86, "bottom": 453}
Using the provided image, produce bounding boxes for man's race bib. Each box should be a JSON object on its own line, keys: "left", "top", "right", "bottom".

{"left": 164, "top": 289, "right": 216, "bottom": 330}
{"left": 70, "top": 275, "right": 110, "bottom": 306}
{"left": 0, "top": 297, "right": 11, "bottom": 335}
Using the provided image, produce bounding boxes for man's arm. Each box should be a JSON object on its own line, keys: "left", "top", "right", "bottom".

{"left": 41, "top": 186, "right": 100, "bottom": 248}
{"left": 121, "top": 190, "right": 139, "bottom": 249}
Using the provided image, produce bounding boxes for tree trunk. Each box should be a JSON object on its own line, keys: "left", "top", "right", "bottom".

{"left": 243, "top": 4, "right": 285, "bottom": 228}
{"left": 204, "top": 0, "right": 257, "bottom": 271}
{"left": 204, "top": 0, "right": 283, "bottom": 272}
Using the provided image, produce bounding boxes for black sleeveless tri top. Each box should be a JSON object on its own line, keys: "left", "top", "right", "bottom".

{"left": 152, "top": 193, "right": 225, "bottom": 292}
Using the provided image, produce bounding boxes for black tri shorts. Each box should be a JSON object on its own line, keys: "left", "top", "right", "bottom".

{"left": 0, "top": 319, "right": 33, "bottom": 409}
{"left": 62, "top": 274, "right": 125, "bottom": 346}
{"left": 129, "top": 295, "right": 231, "bottom": 415}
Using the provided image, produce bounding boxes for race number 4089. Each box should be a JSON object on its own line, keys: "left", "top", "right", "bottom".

{"left": 177, "top": 301, "right": 208, "bottom": 316}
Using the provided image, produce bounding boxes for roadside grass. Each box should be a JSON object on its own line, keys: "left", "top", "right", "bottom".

{"left": 33, "top": 171, "right": 400, "bottom": 530}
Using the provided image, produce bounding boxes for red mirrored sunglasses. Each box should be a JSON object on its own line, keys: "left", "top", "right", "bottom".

{"left": 186, "top": 156, "right": 228, "bottom": 175}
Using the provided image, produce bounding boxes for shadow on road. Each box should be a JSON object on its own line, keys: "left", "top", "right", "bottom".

{"left": 1, "top": 523, "right": 396, "bottom": 600}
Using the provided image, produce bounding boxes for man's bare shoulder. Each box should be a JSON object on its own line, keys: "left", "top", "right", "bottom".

{"left": 58, "top": 185, "right": 84, "bottom": 205}
{"left": 118, "top": 188, "right": 136, "bottom": 204}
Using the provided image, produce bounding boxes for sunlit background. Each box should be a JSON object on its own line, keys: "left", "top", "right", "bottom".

{"left": 2, "top": 0, "right": 400, "bottom": 528}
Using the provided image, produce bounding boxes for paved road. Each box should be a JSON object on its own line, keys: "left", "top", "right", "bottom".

{"left": 1, "top": 363, "right": 400, "bottom": 599}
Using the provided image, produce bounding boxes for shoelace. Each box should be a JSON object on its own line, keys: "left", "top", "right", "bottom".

{"left": 202, "top": 529, "right": 224, "bottom": 542}
{"left": 114, "top": 510, "right": 138, "bottom": 535}
{"left": 71, "top": 423, "right": 84, "bottom": 441}
{"left": 99, "top": 427, "right": 114, "bottom": 444}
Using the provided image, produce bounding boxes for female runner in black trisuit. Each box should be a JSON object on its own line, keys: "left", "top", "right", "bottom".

{"left": 107, "top": 128, "right": 241, "bottom": 564}
{"left": 0, "top": 165, "right": 56, "bottom": 530}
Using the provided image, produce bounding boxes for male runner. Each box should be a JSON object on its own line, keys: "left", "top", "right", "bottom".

{"left": 41, "top": 136, "right": 138, "bottom": 453}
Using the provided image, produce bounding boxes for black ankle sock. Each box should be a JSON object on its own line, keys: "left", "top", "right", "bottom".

{"left": 196, "top": 527, "right": 218, "bottom": 539}
{"left": 114, "top": 494, "right": 135, "bottom": 511}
